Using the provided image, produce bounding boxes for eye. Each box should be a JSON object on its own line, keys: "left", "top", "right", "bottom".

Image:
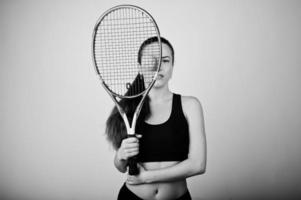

{"left": 163, "top": 59, "right": 170, "bottom": 63}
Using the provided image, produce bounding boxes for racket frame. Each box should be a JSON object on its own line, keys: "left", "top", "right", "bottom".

{"left": 92, "top": 4, "right": 162, "bottom": 136}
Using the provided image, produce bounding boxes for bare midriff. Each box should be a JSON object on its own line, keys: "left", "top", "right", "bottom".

{"left": 126, "top": 161, "right": 187, "bottom": 200}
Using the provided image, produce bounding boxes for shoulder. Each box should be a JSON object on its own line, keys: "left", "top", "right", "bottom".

{"left": 179, "top": 95, "right": 204, "bottom": 117}
{"left": 180, "top": 95, "right": 203, "bottom": 110}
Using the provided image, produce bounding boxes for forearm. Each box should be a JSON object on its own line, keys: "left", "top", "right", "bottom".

{"left": 114, "top": 152, "right": 128, "bottom": 173}
{"left": 143, "top": 158, "right": 205, "bottom": 183}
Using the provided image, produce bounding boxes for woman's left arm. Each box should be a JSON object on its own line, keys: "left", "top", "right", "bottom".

{"left": 128, "top": 96, "right": 207, "bottom": 184}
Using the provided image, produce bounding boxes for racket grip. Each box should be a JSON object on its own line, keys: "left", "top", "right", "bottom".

{"left": 128, "top": 156, "right": 139, "bottom": 175}
{"left": 127, "top": 134, "right": 139, "bottom": 175}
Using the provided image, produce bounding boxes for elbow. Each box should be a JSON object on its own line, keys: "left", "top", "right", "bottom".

{"left": 195, "top": 164, "right": 206, "bottom": 175}
{"left": 191, "top": 160, "right": 206, "bottom": 175}
{"left": 197, "top": 166, "right": 206, "bottom": 175}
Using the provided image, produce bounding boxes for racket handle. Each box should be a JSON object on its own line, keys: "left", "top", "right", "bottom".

{"left": 127, "top": 135, "right": 139, "bottom": 175}
{"left": 128, "top": 157, "right": 139, "bottom": 175}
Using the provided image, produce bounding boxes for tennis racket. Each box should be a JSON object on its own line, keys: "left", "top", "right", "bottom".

{"left": 92, "top": 5, "right": 162, "bottom": 175}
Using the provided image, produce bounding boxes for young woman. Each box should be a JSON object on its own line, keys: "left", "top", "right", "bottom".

{"left": 106, "top": 37, "right": 207, "bottom": 200}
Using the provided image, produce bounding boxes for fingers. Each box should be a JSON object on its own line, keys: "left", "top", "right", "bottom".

{"left": 126, "top": 173, "right": 143, "bottom": 185}
{"left": 118, "top": 137, "right": 140, "bottom": 160}
{"left": 121, "top": 138, "right": 139, "bottom": 148}
{"left": 125, "top": 148, "right": 139, "bottom": 157}
{"left": 126, "top": 175, "right": 137, "bottom": 185}
{"left": 123, "top": 141, "right": 139, "bottom": 148}
{"left": 119, "top": 148, "right": 138, "bottom": 160}
{"left": 123, "top": 137, "right": 139, "bottom": 144}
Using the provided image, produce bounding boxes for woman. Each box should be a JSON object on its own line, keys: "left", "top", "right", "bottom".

{"left": 106, "top": 37, "right": 207, "bottom": 200}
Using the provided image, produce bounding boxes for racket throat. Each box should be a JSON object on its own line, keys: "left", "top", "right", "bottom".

{"left": 127, "top": 128, "right": 135, "bottom": 136}
{"left": 115, "top": 105, "right": 137, "bottom": 137}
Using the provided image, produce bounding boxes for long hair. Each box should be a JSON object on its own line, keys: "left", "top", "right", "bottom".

{"left": 138, "top": 37, "right": 175, "bottom": 65}
{"left": 105, "top": 74, "right": 150, "bottom": 149}
{"left": 105, "top": 37, "right": 174, "bottom": 149}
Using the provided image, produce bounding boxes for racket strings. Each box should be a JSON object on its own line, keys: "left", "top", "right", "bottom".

{"left": 94, "top": 7, "right": 160, "bottom": 97}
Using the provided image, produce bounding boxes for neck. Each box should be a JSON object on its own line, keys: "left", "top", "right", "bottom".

{"left": 148, "top": 85, "right": 172, "bottom": 102}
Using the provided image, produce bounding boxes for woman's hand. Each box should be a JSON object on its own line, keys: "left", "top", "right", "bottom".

{"left": 116, "top": 136, "right": 140, "bottom": 162}
{"left": 126, "top": 164, "right": 147, "bottom": 185}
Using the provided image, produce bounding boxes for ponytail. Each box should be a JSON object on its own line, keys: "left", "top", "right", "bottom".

{"left": 105, "top": 74, "right": 150, "bottom": 150}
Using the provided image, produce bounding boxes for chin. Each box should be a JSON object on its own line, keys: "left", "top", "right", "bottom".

{"left": 153, "top": 81, "right": 165, "bottom": 88}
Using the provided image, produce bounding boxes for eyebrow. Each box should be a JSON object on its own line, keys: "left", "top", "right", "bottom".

{"left": 162, "top": 56, "right": 170, "bottom": 59}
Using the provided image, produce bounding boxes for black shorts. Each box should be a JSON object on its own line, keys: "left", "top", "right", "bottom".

{"left": 117, "top": 183, "right": 192, "bottom": 200}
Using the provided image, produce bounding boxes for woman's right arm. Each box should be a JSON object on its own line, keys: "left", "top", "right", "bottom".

{"left": 114, "top": 137, "right": 140, "bottom": 173}
{"left": 114, "top": 150, "right": 128, "bottom": 173}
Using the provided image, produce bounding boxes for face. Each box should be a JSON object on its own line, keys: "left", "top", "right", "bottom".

{"left": 153, "top": 43, "right": 173, "bottom": 88}
{"left": 139, "top": 42, "right": 174, "bottom": 89}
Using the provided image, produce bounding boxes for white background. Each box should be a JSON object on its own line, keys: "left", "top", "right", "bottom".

{"left": 1, "top": 0, "right": 301, "bottom": 199}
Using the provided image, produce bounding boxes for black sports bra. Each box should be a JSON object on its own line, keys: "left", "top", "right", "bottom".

{"left": 136, "top": 93, "right": 189, "bottom": 162}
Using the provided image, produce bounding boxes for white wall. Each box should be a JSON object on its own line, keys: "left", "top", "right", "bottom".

{"left": 1, "top": 0, "right": 301, "bottom": 199}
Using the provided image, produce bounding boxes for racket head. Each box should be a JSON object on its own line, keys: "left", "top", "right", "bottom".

{"left": 92, "top": 5, "right": 162, "bottom": 99}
